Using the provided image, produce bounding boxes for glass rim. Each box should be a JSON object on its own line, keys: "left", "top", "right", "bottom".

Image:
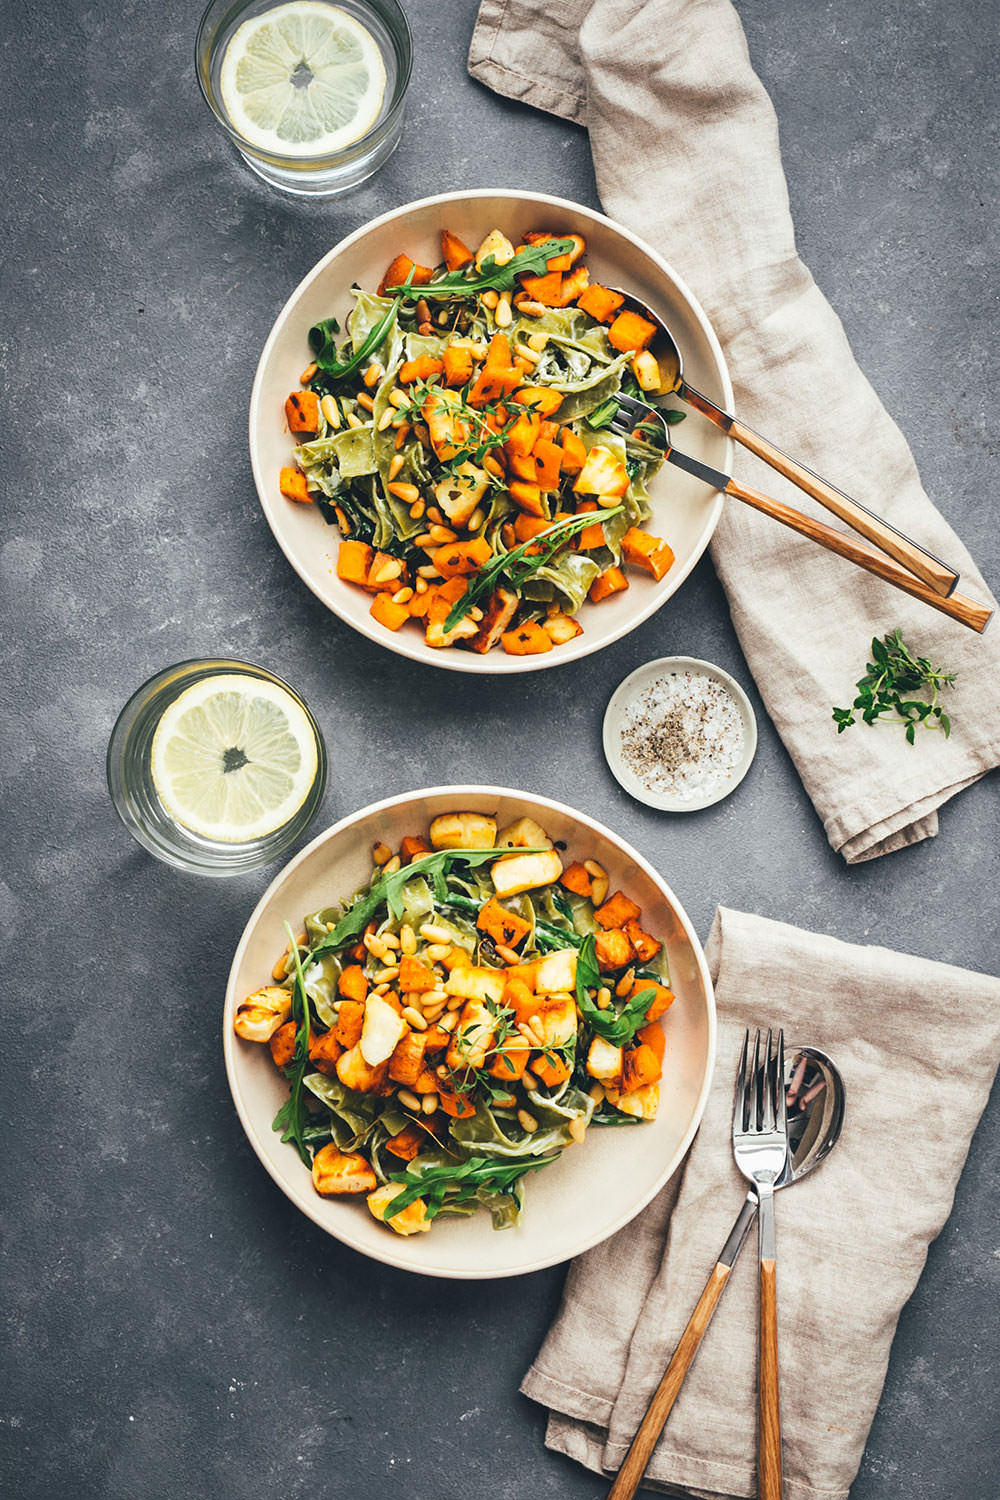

{"left": 194, "top": 0, "right": 413, "bottom": 168}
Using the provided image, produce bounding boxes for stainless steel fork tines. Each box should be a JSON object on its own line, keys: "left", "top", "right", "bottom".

{"left": 732, "top": 1028, "right": 788, "bottom": 1500}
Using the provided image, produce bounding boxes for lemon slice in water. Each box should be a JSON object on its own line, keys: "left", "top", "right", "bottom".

{"left": 150, "top": 675, "right": 319, "bottom": 843}
{"left": 219, "top": 1, "right": 387, "bottom": 156}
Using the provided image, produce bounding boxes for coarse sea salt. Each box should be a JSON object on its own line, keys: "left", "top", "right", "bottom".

{"left": 619, "top": 671, "right": 745, "bottom": 802}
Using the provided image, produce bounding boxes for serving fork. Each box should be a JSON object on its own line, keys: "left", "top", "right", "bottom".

{"left": 609, "top": 393, "right": 992, "bottom": 633}
{"left": 732, "top": 1028, "right": 789, "bottom": 1500}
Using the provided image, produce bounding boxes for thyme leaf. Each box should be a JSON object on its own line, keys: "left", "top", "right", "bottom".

{"left": 832, "top": 628, "right": 957, "bottom": 741}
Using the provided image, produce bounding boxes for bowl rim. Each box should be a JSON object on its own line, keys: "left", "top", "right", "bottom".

{"left": 223, "top": 783, "right": 718, "bottom": 1277}
{"left": 249, "top": 189, "right": 735, "bottom": 674}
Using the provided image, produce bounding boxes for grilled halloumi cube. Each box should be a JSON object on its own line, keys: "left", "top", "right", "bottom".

{"left": 491, "top": 848, "right": 564, "bottom": 897}
{"left": 533, "top": 993, "right": 577, "bottom": 1049}
{"left": 587, "top": 1036, "right": 624, "bottom": 1082}
{"left": 445, "top": 964, "right": 507, "bottom": 1005}
{"left": 534, "top": 948, "right": 577, "bottom": 994}
{"left": 605, "top": 1082, "right": 660, "bottom": 1119}
{"left": 496, "top": 815, "right": 552, "bottom": 850}
{"left": 360, "top": 995, "right": 407, "bottom": 1066}
{"left": 234, "top": 986, "right": 292, "bottom": 1042}
{"left": 434, "top": 462, "right": 489, "bottom": 527}
{"left": 367, "top": 1183, "right": 431, "bottom": 1235}
{"left": 429, "top": 812, "right": 497, "bottom": 850}
{"left": 446, "top": 999, "right": 498, "bottom": 1070}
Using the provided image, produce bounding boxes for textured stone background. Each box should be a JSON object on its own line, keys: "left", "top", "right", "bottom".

{"left": 2, "top": 1, "right": 997, "bottom": 1496}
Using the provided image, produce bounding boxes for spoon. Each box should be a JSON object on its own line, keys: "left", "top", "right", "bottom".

{"left": 610, "top": 286, "right": 960, "bottom": 598}
{"left": 606, "top": 1045, "right": 846, "bottom": 1500}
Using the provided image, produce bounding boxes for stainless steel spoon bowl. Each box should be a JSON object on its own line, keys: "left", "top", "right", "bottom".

{"left": 606, "top": 1044, "right": 846, "bottom": 1500}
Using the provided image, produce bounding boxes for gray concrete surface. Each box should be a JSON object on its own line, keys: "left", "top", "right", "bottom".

{"left": 2, "top": 1, "right": 997, "bottom": 1496}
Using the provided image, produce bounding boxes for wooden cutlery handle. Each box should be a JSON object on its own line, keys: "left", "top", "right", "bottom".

{"left": 607, "top": 1262, "right": 732, "bottom": 1500}
{"left": 759, "top": 1258, "right": 783, "bottom": 1500}
{"left": 724, "top": 474, "right": 993, "bottom": 633}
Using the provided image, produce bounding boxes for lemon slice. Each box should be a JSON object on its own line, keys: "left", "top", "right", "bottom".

{"left": 219, "top": 1, "right": 387, "bottom": 157}
{"left": 150, "top": 675, "right": 319, "bottom": 843}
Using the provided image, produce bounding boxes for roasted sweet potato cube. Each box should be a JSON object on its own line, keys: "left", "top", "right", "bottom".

{"left": 622, "top": 1041, "right": 663, "bottom": 1094}
{"left": 594, "top": 891, "right": 642, "bottom": 930}
{"left": 508, "top": 481, "right": 545, "bottom": 518}
{"left": 476, "top": 896, "right": 531, "bottom": 950}
{"left": 279, "top": 466, "right": 312, "bottom": 504}
{"left": 388, "top": 1029, "right": 429, "bottom": 1087}
{"left": 636, "top": 1021, "right": 666, "bottom": 1065}
{"left": 513, "top": 387, "right": 564, "bottom": 418}
{"left": 336, "top": 539, "right": 375, "bottom": 587}
{"left": 606, "top": 309, "right": 658, "bottom": 354}
{"left": 576, "top": 284, "right": 625, "bottom": 323}
{"left": 436, "top": 1076, "right": 477, "bottom": 1118}
{"left": 401, "top": 834, "right": 431, "bottom": 863}
{"left": 377, "top": 253, "right": 434, "bottom": 295}
{"left": 431, "top": 537, "right": 492, "bottom": 579}
{"left": 556, "top": 265, "right": 590, "bottom": 305}
{"left": 531, "top": 1051, "right": 572, "bottom": 1087}
{"left": 285, "top": 389, "right": 320, "bottom": 435}
{"left": 308, "top": 1029, "right": 343, "bottom": 1077}
{"left": 487, "top": 1032, "right": 531, "bottom": 1081}
{"left": 442, "top": 343, "right": 475, "bottom": 385}
{"left": 621, "top": 526, "right": 675, "bottom": 581}
{"left": 441, "top": 228, "right": 474, "bottom": 271}
{"left": 385, "top": 1124, "right": 425, "bottom": 1161}
{"left": 338, "top": 964, "right": 369, "bottom": 1003}
{"left": 560, "top": 862, "right": 593, "bottom": 898}
{"left": 334, "top": 1000, "right": 366, "bottom": 1048}
{"left": 594, "top": 927, "right": 637, "bottom": 972}
{"left": 501, "top": 621, "right": 553, "bottom": 656}
{"left": 589, "top": 566, "right": 629, "bottom": 603}
{"left": 623, "top": 919, "right": 662, "bottom": 965}
{"left": 370, "top": 593, "right": 411, "bottom": 632}
{"left": 269, "top": 1020, "right": 298, "bottom": 1070}
{"left": 559, "top": 426, "right": 588, "bottom": 474}
{"left": 630, "top": 977, "right": 675, "bottom": 1022}
{"left": 399, "top": 955, "right": 438, "bottom": 993}
{"left": 335, "top": 1044, "right": 389, "bottom": 1093}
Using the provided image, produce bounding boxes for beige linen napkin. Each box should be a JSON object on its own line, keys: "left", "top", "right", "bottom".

{"left": 521, "top": 907, "right": 1000, "bottom": 1499}
{"left": 469, "top": 0, "right": 1000, "bottom": 862}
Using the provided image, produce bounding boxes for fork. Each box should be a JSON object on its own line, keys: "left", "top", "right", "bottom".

{"left": 609, "top": 394, "right": 992, "bottom": 633}
{"left": 733, "top": 1028, "right": 788, "bottom": 1500}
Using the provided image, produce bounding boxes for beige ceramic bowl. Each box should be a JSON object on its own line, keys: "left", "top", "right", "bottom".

{"left": 249, "top": 190, "right": 733, "bottom": 672}
{"left": 223, "top": 785, "right": 716, "bottom": 1278}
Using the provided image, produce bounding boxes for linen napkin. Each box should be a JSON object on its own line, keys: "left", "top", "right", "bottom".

{"left": 521, "top": 907, "right": 1000, "bottom": 1499}
{"left": 469, "top": 0, "right": 1000, "bottom": 862}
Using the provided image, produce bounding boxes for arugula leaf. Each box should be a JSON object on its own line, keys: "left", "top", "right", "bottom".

{"left": 443, "top": 508, "right": 624, "bottom": 633}
{"left": 386, "top": 1153, "right": 554, "bottom": 1219}
{"left": 575, "top": 934, "right": 656, "bottom": 1046}
{"left": 384, "top": 238, "right": 575, "bottom": 301}
{"left": 308, "top": 288, "right": 403, "bottom": 382}
{"left": 304, "top": 846, "right": 549, "bottom": 961}
{"left": 270, "top": 923, "right": 314, "bottom": 1168}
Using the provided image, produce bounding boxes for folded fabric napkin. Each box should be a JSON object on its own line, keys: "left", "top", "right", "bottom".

{"left": 469, "top": 0, "right": 1000, "bottom": 862}
{"left": 520, "top": 907, "right": 1000, "bottom": 1499}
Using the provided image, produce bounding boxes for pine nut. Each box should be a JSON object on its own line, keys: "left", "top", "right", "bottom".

{"left": 518, "top": 1020, "right": 544, "bottom": 1048}
{"left": 466, "top": 505, "right": 486, "bottom": 531}
{"left": 300, "top": 361, "right": 318, "bottom": 383}
{"left": 427, "top": 524, "right": 457, "bottom": 544}
{"left": 493, "top": 1092, "right": 517, "bottom": 1109}
{"left": 436, "top": 1064, "right": 450, "bottom": 1079}
{"left": 422, "top": 1000, "right": 446, "bottom": 1023}
{"left": 494, "top": 943, "right": 520, "bottom": 965}
{"left": 375, "top": 966, "right": 400, "bottom": 983}
{"left": 400, "top": 924, "right": 417, "bottom": 955}
{"left": 382, "top": 855, "right": 401, "bottom": 875}
{"left": 435, "top": 309, "right": 449, "bottom": 325}
{"left": 377, "top": 407, "right": 396, "bottom": 431}
{"left": 272, "top": 954, "right": 289, "bottom": 980}
{"left": 446, "top": 994, "right": 464, "bottom": 1011}
{"left": 494, "top": 291, "right": 512, "bottom": 327}
{"left": 364, "top": 933, "right": 390, "bottom": 960}
{"left": 616, "top": 968, "right": 636, "bottom": 997}
{"left": 388, "top": 388, "right": 410, "bottom": 410}
{"left": 320, "top": 394, "right": 341, "bottom": 428}
{"left": 420, "top": 923, "right": 455, "bottom": 944}
{"left": 481, "top": 289, "right": 499, "bottom": 309}
{"left": 528, "top": 1013, "right": 544, "bottom": 1035}
{"left": 440, "top": 1010, "right": 460, "bottom": 1032}
{"left": 527, "top": 331, "right": 548, "bottom": 352}
{"left": 414, "top": 576, "right": 429, "bottom": 594}
{"left": 414, "top": 532, "right": 435, "bottom": 549}
{"left": 403, "top": 1006, "right": 428, "bottom": 1030}
{"left": 380, "top": 930, "right": 401, "bottom": 949}
{"left": 370, "top": 558, "right": 403, "bottom": 586}
{"left": 421, "top": 1093, "right": 439, "bottom": 1114}
{"left": 424, "top": 943, "right": 451, "bottom": 961}
{"left": 372, "top": 981, "right": 391, "bottom": 996}
{"left": 517, "top": 1108, "right": 539, "bottom": 1133}
{"left": 468, "top": 607, "right": 484, "bottom": 622}
{"left": 387, "top": 453, "right": 406, "bottom": 482}
{"left": 354, "top": 393, "right": 374, "bottom": 414}
{"left": 362, "top": 362, "right": 383, "bottom": 388}
{"left": 426, "top": 505, "right": 444, "bottom": 524}
{"left": 517, "top": 299, "right": 547, "bottom": 317}
{"left": 346, "top": 412, "right": 364, "bottom": 429}
{"left": 584, "top": 859, "right": 607, "bottom": 880}
{"left": 514, "top": 342, "right": 540, "bottom": 364}
{"left": 397, "top": 1088, "right": 421, "bottom": 1111}
{"left": 387, "top": 481, "right": 420, "bottom": 505}
{"left": 392, "top": 586, "right": 414, "bottom": 605}
{"left": 483, "top": 455, "right": 505, "bottom": 478}
{"left": 372, "top": 841, "right": 392, "bottom": 866}
{"left": 521, "top": 1068, "right": 539, "bottom": 1091}
{"left": 588, "top": 1082, "right": 606, "bottom": 1104}
{"left": 415, "top": 298, "right": 432, "bottom": 325}
{"left": 393, "top": 422, "right": 412, "bottom": 446}
{"left": 409, "top": 500, "right": 426, "bottom": 519}
{"left": 597, "top": 986, "right": 613, "bottom": 1009}
{"left": 568, "top": 1117, "right": 587, "bottom": 1144}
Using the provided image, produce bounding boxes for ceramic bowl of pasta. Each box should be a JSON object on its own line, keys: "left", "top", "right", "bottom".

{"left": 250, "top": 190, "right": 733, "bottom": 673}
{"left": 224, "top": 785, "right": 716, "bottom": 1278}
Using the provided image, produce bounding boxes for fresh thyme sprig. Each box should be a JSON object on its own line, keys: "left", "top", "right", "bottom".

{"left": 443, "top": 508, "right": 625, "bottom": 633}
{"left": 832, "top": 628, "right": 957, "bottom": 744}
{"left": 384, "top": 238, "right": 575, "bottom": 301}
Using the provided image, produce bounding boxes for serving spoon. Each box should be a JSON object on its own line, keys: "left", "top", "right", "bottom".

{"left": 606, "top": 1045, "right": 846, "bottom": 1500}
{"left": 609, "top": 287, "right": 960, "bottom": 598}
